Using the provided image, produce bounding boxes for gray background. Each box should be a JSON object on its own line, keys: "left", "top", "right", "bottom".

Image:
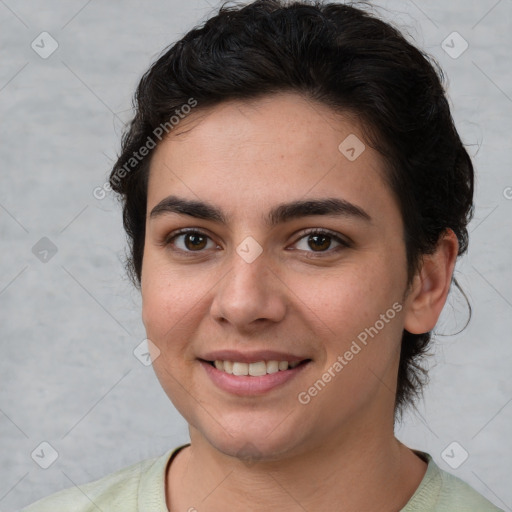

{"left": 1, "top": 0, "right": 511, "bottom": 510}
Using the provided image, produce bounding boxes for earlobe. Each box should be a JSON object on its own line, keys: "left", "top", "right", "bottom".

{"left": 403, "top": 229, "right": 459, "bottom": 335}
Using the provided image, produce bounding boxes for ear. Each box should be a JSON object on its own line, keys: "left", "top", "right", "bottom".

{"left": 403, "top": 229, "right": 459, "bottom": 334}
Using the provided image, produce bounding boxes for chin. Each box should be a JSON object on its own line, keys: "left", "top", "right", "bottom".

{"left": 209, "top": 432, "right": 299, "bottom": 463}
{"left": 191, "top": 410, "right": 310, "bottom": 463}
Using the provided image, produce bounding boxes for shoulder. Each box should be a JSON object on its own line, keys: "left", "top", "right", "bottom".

{"left": 436, "top": 466, "right": 504, "bottom": 511}
{"left": 403, "top": 452, "right": 504, "bottom": 512}
{"left": 20, "top": 449, "right": 177, "bottom": 512}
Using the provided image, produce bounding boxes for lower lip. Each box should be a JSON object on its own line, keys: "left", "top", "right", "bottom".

{"left": 200, "top": 360, "right": 309, "bottom": 396}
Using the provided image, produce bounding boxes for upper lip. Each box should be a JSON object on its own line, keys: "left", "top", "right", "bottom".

{"left": 199, "top": 350, "right": 310, "bottom": 364}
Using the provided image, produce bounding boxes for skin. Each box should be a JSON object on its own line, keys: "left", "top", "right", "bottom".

{"left": 141, "top": 92, "right": 459, "bottom": 511}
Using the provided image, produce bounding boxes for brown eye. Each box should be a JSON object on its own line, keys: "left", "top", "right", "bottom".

{"left": 166, "top": 230, "right": 217, "bottom": 253}
{"left": 307, "top": 233, "right": 332, "bottom": 251}
{"left": 184, "top": 233, "right": 208, "bottom": 251}
{"left": 293, "top": 229, "right": 349, "bottom": 255}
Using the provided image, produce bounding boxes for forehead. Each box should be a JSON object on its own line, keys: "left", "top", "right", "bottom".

{"left": 152, "top": 93, "right": 369, "bottom": 168}
{"left": 146, "top": 93, "right": 395, "bottom": 224}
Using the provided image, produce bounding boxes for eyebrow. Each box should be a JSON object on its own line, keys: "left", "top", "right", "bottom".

{"left": 149, "top": 195, "right": 372, "bottom": 225}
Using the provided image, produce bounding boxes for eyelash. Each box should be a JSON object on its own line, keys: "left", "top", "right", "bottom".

{"left": 162, "top": 227, "right": 351, "bottom": 258}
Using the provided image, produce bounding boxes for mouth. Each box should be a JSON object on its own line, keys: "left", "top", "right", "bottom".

{"left": 198, "top": 357, "right": 312, "bottom": 395}
{"left": 201, "top": 359, "right": 311, "bottom": 376}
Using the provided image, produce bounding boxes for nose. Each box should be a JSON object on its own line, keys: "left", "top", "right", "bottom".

{"left": 209, "top": 247, "right": 287, "bottom": 332}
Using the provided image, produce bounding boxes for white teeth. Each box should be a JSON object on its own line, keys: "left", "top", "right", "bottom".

{"left": 266, "top": 360, "right": 279, "bottom": 374}
{"left": 232, "top": 362, "right": 249, "bottom": 376}
{"left": 249, "top": 361, "right": 267, "bottom": 376}
{"left": 212, "top": 359, "right": 304, "bottom": 376}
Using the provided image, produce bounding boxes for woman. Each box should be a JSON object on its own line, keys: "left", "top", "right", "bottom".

{"left": 22, "top": 1, "right": 503, "bottom": 510}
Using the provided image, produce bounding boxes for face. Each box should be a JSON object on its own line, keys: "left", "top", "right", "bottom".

{"left": 141, "top": 93, "right": 410, "bottom": 461}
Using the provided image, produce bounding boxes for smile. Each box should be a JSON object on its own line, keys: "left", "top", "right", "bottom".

{"left": 211, "top": 359, "right": 303, "bottom": 376}
{"left": 200, "top": 358, "right": 311, "bottom": 395}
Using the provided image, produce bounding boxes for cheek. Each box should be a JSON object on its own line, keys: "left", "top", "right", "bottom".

{"left": 292, "top": 265, "right": 405, "bottom": 418}
{"left": 292, "top": 260, "right": 402, "bottom": 334}
{"left": 291, "top": 255, "right": 407, "bottom": 402}
{"left": 142, "top": 284, "right": 200, "bottom": 347}
{"left": 140, "top": 259, "right": 204, "bottom": 410}
{"left": 141, "top": 251, "right": 202, "bottom": 347}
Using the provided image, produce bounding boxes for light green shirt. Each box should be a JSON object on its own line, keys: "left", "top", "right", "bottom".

{"left": 21, "top": 445, "right": 503, "bottom": 511}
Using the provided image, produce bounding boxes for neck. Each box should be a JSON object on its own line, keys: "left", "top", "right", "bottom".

{"left": 167, "top": 419, "right": 426, "bottom": 511}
